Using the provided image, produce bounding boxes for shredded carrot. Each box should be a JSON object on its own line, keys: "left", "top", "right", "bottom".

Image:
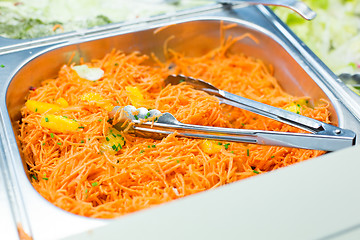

{"left": 18, "top": 33, "right": 330, "bottom": 219}
{"left": 52, "top": 24, "right": 64, "bottom": 32}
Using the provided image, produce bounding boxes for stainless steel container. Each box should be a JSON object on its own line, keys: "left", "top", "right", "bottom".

{"left": 0, "top": 4, "right": 359, "bottom": 240}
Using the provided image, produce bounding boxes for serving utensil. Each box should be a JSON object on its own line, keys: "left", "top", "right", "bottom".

{"left": 217, "top": 0, "right": 316, "bottom": 20}
{"left": 110, "top": 75, "right": 356, "bottom": 151}
{"left": 339, "top": 73, "right": 360, "bottom": 95}
{"left": 163, "top": 0, "right": 315, "bottom": 20}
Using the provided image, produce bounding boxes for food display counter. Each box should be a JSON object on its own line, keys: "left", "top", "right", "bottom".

{"left": 0, "top": 2, "right": 359, "bottom": 240}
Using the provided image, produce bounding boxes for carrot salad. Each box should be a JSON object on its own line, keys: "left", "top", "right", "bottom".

{"left": 18, "top": 32, "right": 330, "bottom": 218}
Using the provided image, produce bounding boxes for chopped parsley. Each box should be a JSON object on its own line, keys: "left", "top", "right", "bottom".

{"left": 45, "top": 117, "right": 49, "bottom": 122}
{"left": 224, "top": 143, "right": 230, "bottom": 150}
{"left": 152, "top": 144, "right": 156, "bottom": 148}
{"left": 0, "top": 64, "right": 4, "bottom": 68}
{"left": 80, "top": 140, "right": 84, "bottom": 143}
{"left": 35, "top": 108, "right": 38, "bottom": 112}
{"left": 271, "top": 156, "right": 275, "bottom": 158}
{"left": 253, "top": 170, "right": 259, "bottom": 174}
{"left": 50, "top": 133, "right": 54, "bottom": 138}
{"left": 78, "top": 126, "right": 84, "bottom": 129}
{"left": 57, "top": 142, "right": 62, "bottom": 145}
{"left": 42, "top": 177, "right": 49, "bottom": 180}
{"left": 176, "top": 160, "right": 180, "bottom": 163}
{"left": 217, "top": 142, "right": 222, "bottom": 145}
{"left": 140, "top": 150, "right": 145, "bottom": 153}
{"left": 106, "top": 137, "right": 110, "bottom": 141}
{"left": 91, "top": 182, "right": 98, "bottom": 187}
{"left": 134, "top": 115, "right": 139, "bottom": 120}
{"left": 98, "top": 119, "right": 102, "bottom": 122}
{"left": 31, "top": 175, "right": 37, "bottom": 180}
{"left": 246, "top": 149, "right": 250, "bottom": 156}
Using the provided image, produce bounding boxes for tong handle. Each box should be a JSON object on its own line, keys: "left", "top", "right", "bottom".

{"left": 217, "top": 0, "right": 316, "bottom": 20}
{"left": 130, "top": 121, "right": 355, "bottom": 151}
{"left": 218, "top": 90, "right": 330, "bottom": 133}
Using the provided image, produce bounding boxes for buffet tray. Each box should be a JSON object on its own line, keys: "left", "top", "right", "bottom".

{"left": 0, "top": 4, "right": 359, "bottom": 240}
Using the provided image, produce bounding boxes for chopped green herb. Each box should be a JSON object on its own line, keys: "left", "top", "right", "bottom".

{"left": 0, "top": 64, "right": 4, "bottom": 68}
{"left": 224, "top": 143, "right": 230, "bottom": 150}
{"left": 306, "top": 100, "right": 309, "bottom": 104}
{"left": 50, "top": 133, "right": 54, "bottom": 138}
{"left": 152, "top": 144, "right": 156, "bottom": 148}
{"left": 63, "top": 116, "right": 68, "bottom": 118}
{"left": 241, "top": 123, "right": 245, "bottom": 126}
{"left": 154, "top": 117, "right": 158, "bottom": 121}
{"left": 148, "top": 145, "right": 151, "bottom": 148}
{"left": 92, "top": 182, "right": 98, "bottom": 187}
{"left": 107, "top": 119, "right": 112, "bottom": 123}
{"left": 72, "top": 119, "right": 77, "bottom": 122}
{"left": 85, "top": 189, "right": 88, "bottom": 193}
{"left": 253, "top": 170, "right": 259, "bottom": 174}
{"left": 35, "top": 108, "right": 38, "bottom": 112}
{"left": 140, "top": 150, "right": 145, "bottom": 153}
{"left": 117, "top": 134, "right": 121, "bottom": 137}
{"left": 114, "top": 63, "right": 119, "bottom": 66}
{"left": 246, "top": 149, "right": 250, "bottom": 156}
{"left": 147, "top": 112, "right": 151, "bottom": 117}
{"left": 144, "top": 116, "right": 148, "bottom": 119}
{"left": 148, "top": 108, "right": 152, "bottom": 111}
{"left": 297, "top": 104, "right": 301, "bottom": 107}
{"left": 179, "top": 79, "right": 185, "bottom": 83}
{"left": 98, "top": 119, "right": 102, "bottom": 122}
{"left": 271, "top": 156, "right": 275, "bottom": 158}
{"left": 176, "top": 160, "right": 180, "bottom": 163}
{"left": 168, "top": 157, "right": 172, "bottom": 159}
{"left": 80, "top": 140, "right": 84, "bottom": 143}
{"left": 117, "top": 143, "right": 122, "bottom": 149}
{"left": 296, "top": 111, "right": 300, "bottom": 114}
{"left": 31, "top": 175, "right": 37, "bottom": 180}
{"left": 231, "top": 151, "right": 234, "bottom": 154}
{"left": 217, "top": 142, "right": 222, "bottom": 145}
{"left": 134, "top": 115, "right": 139, "bottom": 120}
{"left": 112, "top": 144, "right": 117, "bottom": 150}
{"left": 111, "top": 133, "right": 116, "bottom": 138}
{"left": 42, "top": 177, "right": 49, "bottom": 180}
{"left": 45, "top": 117, "right": 49, "bottom": 122}
{"left": 106, "top": 137, "right": 110, "bottom": 141}
{"left": 42, "top": 142, "right": 45, "bottom": 146}
{"left": 78, "top": 126, "right": 84, "bottom": 129}
{"left": 57, "top": 142, "right": 62, "bottom": 145}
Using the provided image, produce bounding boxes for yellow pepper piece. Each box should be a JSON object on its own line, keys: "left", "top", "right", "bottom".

{"left": 25, "top": 100, "right": 61, "bottom": 114}
{"left": 125, "top": 86, "right": 145, "bottom": 108}
{"left": 199, "top": 140, "right": 222, "bottom": 154}
{"left": 100, "top": 128, "right": 125, "bottom": 154}
{"left": 40, "top": 115, "right": 80, "bottom": 133}
{"left": 284, "top": 99, "right": 308, "bottom": 114}
{"left": 81, "top": 93, "right": 114, "bottom": 112}
{"left": 56, "top": 97, "right": 69, "bottom": 107}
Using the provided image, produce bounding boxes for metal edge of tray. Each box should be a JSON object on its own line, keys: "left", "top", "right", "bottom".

{"left": 0, "top": 5, "right": 359, "bottom": 240}
{"left": 256, "top": 6, "right": 360, "bottom": 124}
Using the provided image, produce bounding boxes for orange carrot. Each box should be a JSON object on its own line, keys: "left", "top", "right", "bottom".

{"left": 18, "top": 33, "right": 329, "bottom": 219}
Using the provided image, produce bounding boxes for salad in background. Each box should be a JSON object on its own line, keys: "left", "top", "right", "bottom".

{"left": 273, "top": 0, "right": 360, "bottom": 95}
{"left": 0, "top": 0, "right": 205, "bottom": 39}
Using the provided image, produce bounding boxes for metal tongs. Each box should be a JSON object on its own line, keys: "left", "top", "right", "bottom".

{"left": 110, "top": 75, "right": 356, "bottom": 151}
